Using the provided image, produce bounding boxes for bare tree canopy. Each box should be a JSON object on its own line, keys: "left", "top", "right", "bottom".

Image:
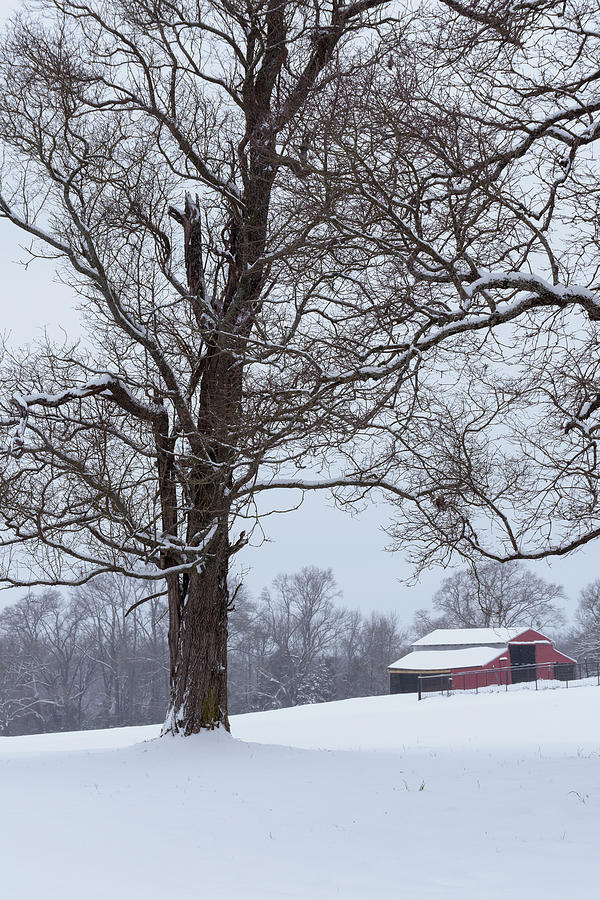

{"left": 418, "top": 561, "right": 566, "bottom": 632}
{"left": 311, "top": 1, "right": 600, "bottom": 571}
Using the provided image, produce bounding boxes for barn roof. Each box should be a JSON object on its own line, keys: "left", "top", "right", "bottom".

{"left": 388, "top": 646, "right": 506, "bottom": 672}
{"left": 413, "top": 627, "right": 526, "bottom": 647}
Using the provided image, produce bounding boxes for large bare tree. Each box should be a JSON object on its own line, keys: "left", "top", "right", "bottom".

{"left": 4, "top": 0, "right": 600, "bottom": 738}
{"left": 0, "top": 0, "right": 403, "bottom": 735}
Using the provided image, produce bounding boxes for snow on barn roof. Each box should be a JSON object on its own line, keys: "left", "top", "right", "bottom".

{"left": 413, "top": 627, "right": 526, "bottom": 647}
{"left": 388, "top": 646, "right": 507, "bottom": 672}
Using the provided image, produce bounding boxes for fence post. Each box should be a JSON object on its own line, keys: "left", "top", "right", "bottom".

{"left": 418, "top": 677, "right": 422, "bottom": 701}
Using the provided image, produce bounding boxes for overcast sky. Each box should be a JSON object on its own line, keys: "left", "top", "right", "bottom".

{"left": 0, "top": 2, "right": 597, "bottom": 624}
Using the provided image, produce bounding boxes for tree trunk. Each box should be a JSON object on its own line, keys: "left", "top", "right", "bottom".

{"left": 161, "top": 189, "right": 259, "bottom": 736}
{"left": 163, "top": 526, "right": 230, "bottom": 735}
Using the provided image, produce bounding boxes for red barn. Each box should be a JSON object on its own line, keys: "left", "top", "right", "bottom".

{"left": 387, "top": 627, "right": 576, "bottom": 694}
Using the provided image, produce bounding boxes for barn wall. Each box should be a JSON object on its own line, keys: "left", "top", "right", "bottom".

{"left": 509, "top": 628, "right": 547, "bottom": 644}
{"left": 531, "top": 642, "right": 575, "bottom": 679}
{"left": 450, "top": 643, "right": 576, "bottom": 690}
{"left": 451, "top": 656, "right": 509, "bottom": 690}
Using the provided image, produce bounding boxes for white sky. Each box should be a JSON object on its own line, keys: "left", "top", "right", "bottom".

{"left": 0, "top": 1, "right": 597, "bottom": 623}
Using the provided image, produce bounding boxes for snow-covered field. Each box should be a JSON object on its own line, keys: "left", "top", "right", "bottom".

{"left": 1, "top": 684, "right": 599, "bottom": 899}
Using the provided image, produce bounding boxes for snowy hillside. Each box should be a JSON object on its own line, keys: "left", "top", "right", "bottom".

{"left": 1, "top": 685, "right": 599, "bottom": 899}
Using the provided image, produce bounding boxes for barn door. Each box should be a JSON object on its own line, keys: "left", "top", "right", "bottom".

{"left": 510, "top": 644, "right": 536, "bottom": 683}
{"left": 389, "top": 673, "right": 419, "bottom": 694}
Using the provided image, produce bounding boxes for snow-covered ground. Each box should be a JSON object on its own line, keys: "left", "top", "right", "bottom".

{"left": 1, "top": 683, "right": 599, "bottom": 899}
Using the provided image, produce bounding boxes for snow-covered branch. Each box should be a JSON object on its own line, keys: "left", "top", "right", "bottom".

{"left": 7, "top": 374, "right": 167, "bottom": 452}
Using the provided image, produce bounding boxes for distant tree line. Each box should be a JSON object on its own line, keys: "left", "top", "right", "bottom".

{"left": 0, "top": 575, "right": 169, "bottom": 736}
{"left": 2, "top": 561, "right": 598, "bottom": 735}
{"left": 0, "top": 566, "right": 408, "bottom": 735}
{"left": 228, "top": 567, "right": 408, "bottom": 714}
